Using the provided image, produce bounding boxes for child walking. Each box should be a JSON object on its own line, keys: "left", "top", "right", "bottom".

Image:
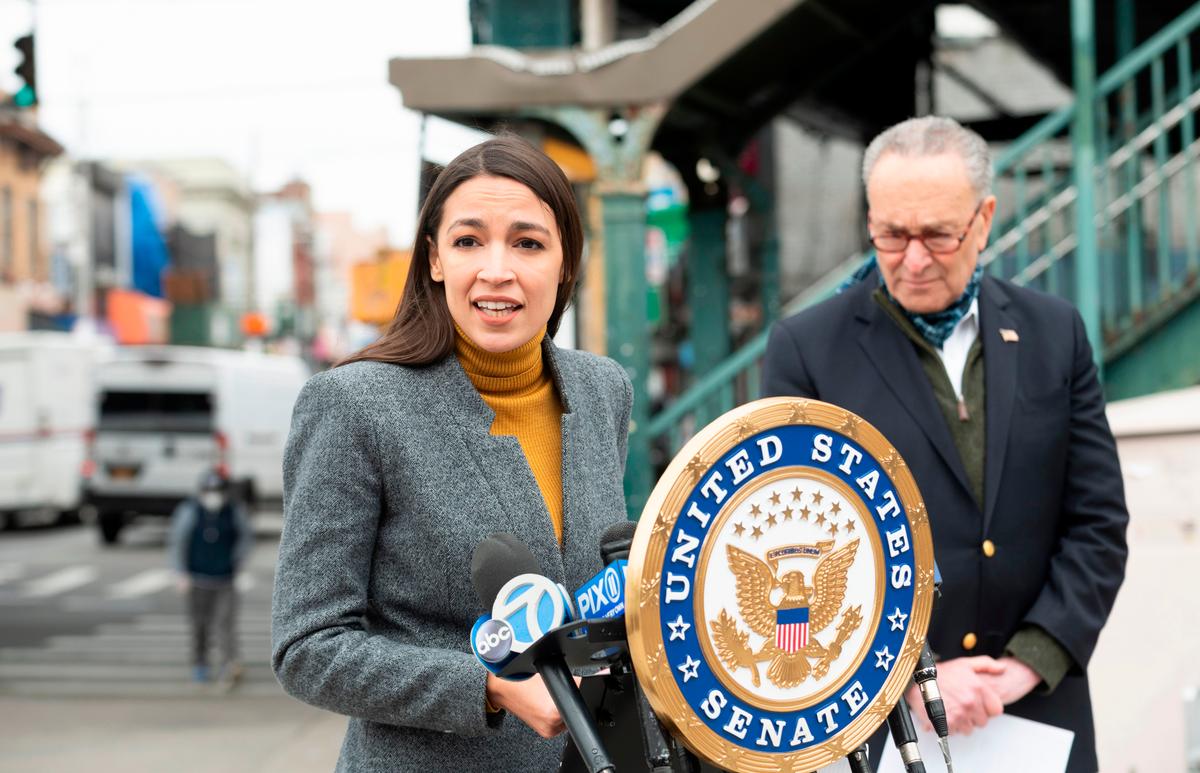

{"left": 168, "top": 469, "right": 254, "bottom": 687}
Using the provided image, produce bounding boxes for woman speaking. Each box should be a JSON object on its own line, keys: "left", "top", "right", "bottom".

{"left": 271, "top": 136, "right": 632, "bottom": 771}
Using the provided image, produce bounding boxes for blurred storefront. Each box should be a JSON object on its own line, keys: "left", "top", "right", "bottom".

{"left": 0, "top": 104, "right": 64, "bottom": 332}
{"left": 349, "top": 248, "right": 411, "bottom": 327}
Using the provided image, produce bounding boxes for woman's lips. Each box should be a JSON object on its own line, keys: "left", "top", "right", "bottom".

{"left": 473, "top": 301, "right": 521, "bottom": 324}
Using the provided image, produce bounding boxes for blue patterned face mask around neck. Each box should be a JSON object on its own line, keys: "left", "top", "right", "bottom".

{"left": 838, "top": 254, "right": 983, "bottom": 349}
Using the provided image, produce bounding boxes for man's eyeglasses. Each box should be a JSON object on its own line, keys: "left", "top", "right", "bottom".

{"left": 868, "top": 200, "right": 984, "bottom": 255}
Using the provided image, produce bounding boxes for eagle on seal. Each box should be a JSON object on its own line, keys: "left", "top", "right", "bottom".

{"left": 718, "top": 539, "right": 860, "bottom": 688}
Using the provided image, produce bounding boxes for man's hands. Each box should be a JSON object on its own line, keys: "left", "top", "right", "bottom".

{"left": 485, "top": 672, "right": 581, "bottom": 739}
{"left": 979, "top": 656, "right": 1042, "bottom": 705}
{"left": 905, "top": 655, "right": 1037, "bottom": 735}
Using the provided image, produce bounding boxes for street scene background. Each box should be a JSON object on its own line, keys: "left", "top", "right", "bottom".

{"left": 2, "top": 0, "right": 1200, "bottom": 771}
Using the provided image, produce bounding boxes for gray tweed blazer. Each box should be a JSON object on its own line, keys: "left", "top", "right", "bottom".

{"left": 271, "top": 339, "right": 632, "bottom": 773}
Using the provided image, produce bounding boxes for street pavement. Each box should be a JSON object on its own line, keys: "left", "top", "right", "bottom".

{"left": 0, "top": 513, "right": 345, "bottom": 772}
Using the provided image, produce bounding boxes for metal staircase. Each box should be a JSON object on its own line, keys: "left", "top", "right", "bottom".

{"left": 641, "top": 1, "right": 1200, "bottom": 483}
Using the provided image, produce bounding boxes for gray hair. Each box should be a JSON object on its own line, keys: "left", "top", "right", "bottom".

{"left": 862, "top": 116, "right": 994, "bottom": 199}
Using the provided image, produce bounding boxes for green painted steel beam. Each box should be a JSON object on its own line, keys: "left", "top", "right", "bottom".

{"left": 524, "top": 104, "right": 667, "bottom": 519}
{"left": 601, "top": 190, "right": 653, "bottom": 518}
{"left": 761, "top": 234, "right": 781, "bottom": 326}
{"left": 1105, "top": 285, "right": 1200, "bottom": 399}
{"left": 1180, "top": 39, "right": 1200, "bottom": 277}
{"left": 469, "top": 0, "right": 578, "bottom": 48}
{"left": 1071, "top": 0, "right": 1103, "bottom": 366}
{"left": 645, "top": 0, "right": 1200, "bottom": 456}
{"left": 686, "top": 207, "right": 731, "bottom": 428}
{"left": 993, "top": 1, "right": 1200, "bottom": 176}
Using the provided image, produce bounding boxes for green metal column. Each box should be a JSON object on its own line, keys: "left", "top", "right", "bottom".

{"left": 528, "top": 104, "right": 666, "bottom": 519}
{"left": 601, "top": 187, "right": 653, "bottom": 518}
{"left": 686, "top": 208, "right": 730, "bottom": 395}
{"left": 1071, "top": 0, "right": 1103, "bottom": 366}
{"left": 760, "top": 222, "right": 781, "bottom": 327}
{"left": 1116, "top": 0, "right": 1144, "bottom": 321}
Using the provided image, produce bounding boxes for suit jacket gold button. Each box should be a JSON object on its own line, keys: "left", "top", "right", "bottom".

{"left": 963, "top": 632, "right": 978, "bottom": 650}
{"left": 982, "top": 539, "right": 996, "bottom": 558}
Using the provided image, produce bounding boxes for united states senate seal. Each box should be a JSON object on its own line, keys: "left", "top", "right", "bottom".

{"left": 626, "top": 398, "right": 935, "bottom": 772}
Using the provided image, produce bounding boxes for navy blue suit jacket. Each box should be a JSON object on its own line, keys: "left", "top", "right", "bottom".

{"left": 763, "top": 274, "right": 1128, "bottom": 773}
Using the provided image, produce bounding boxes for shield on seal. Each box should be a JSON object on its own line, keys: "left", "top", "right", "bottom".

{"left": 775, "top": 607, "right": 809, "bottom": 653}
{"left": 624, "top": 397, "right": 936, "bottom": 772}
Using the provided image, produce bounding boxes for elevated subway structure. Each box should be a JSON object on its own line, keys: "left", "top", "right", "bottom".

{"left": 389, "top": 0, "right": 1200, "bottom": 516}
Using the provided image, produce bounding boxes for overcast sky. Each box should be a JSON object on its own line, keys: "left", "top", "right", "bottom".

{"left": 1, "top": 0, "right": 476, "bottom": 244}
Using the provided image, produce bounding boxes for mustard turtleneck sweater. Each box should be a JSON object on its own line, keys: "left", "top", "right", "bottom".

{"left": 454, "top": 325, "right": 565, "bottom": 543}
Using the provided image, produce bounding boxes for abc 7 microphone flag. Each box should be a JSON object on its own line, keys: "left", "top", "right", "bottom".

{"left": 472, "top": 572, "right": 575, "bottom": 676}
{"left": 624, "top": 398, "right": 937, "bottom": 772}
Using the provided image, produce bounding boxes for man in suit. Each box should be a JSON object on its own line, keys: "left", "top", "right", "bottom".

{"left": 763, "top": 116, "right": 1128, "bottom": 773}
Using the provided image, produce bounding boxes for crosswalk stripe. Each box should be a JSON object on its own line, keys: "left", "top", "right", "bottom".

{"left": 1, "top": 680, "right": 286, "bottom": 699}
{"left": 49, "top": 633, "right": 273, "bottom": 649}
{"left": 0, "top": 662, "right": 276, "bottom": 680}
{"left": 0, "top": 564, "right": 23, "bottom": 585}
{"left": 0, "top": 555, "right": 281, "bottom": 698}
{"left": 105, "top": 568, "right": 174, "bottom": 599}
{"left": 114, "top": 620, "right": 271, "bottom": 635}
{"left": 21, "top": 566, "right": 98, "bottom": 597}
{"left": 0, "top": 647, "right": 270, "bottom": 665}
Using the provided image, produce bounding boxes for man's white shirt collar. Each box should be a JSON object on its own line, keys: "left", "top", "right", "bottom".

{"left": 938, "top": 298, "right": 979, "bottom": 401}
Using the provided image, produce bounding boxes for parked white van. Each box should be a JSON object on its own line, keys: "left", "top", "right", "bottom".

{"left": 0, "top": 332, "right": 108, "bottom": 529}
{"left": 85, "top": 346, "right": 308, "bottom": 544}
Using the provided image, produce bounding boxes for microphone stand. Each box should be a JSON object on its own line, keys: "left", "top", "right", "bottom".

{"left": 538, "top": 656, "right": 616, "bottom": 773}
{"left": 600, "top": 656, "right": 700, "bottom": 773}
{"left": 496, "top": 617, "right": 626, "bottom": 773}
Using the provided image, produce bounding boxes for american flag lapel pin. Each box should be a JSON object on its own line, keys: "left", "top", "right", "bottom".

{"left": 999, "top": 328, "right": 1020, "bottom": 343}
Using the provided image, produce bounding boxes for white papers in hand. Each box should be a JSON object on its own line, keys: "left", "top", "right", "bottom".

{"left": 877, "top": 713, "right": 1074, "bottom": 773}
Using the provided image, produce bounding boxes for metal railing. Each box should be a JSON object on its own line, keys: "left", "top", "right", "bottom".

{"left": 640, "top": 0, "right": 1200, "bottom": 477}
{"left": 642, "top": 251, "right": 865, "bottom": 451}
{"left": 983, "top": 0, "right": 1200, "bottom": 339}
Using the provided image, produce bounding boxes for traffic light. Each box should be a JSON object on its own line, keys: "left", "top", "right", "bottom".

{"left": 12, "top": 34, "right": 36, "bottom": 107}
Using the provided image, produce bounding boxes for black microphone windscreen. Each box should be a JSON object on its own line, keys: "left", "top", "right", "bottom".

{"left": 470, "top": 533, "right": 543, "bottom": 610}
{"left": 599, "top": 519, "right": 638, "bottom": 565}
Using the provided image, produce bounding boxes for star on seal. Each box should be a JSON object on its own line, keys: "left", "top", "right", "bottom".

{"left": 668, "top": 614, "right": 691, "bottom": 642}
{"left": 678, "top": 655, "right": 701, "bottom": 682}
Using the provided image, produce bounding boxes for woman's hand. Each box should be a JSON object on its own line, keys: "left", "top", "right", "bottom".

{"left": 485, "top": 672, "right": 580, "bottom": 738}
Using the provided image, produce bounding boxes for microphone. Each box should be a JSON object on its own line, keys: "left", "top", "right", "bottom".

{"left": 469, "top": 533, "right": 576, "bottom": 675}
{"left": 470, "top": 534, "right": 615, "bottom": 773}
{"left": 846, "top": 743, "right": 872, "bottom": 773}
{"left": 914, "top": 645, "right": 953, "bottom": 771}
{"left": 470, "top": 532, "right": 542, "bottom": 609}
{"left": 574, "top": 521, "right": 636, "bottom": 620}
{"left": 582, "top": 521, "right": 701, "bottom": 773}
{"left": 886, "top": 697, "right": 927, "bottom": 773}
{"left": 913, "top": 564, "right": 953, "bottom": 771}
{"left": 599, "top": 519, "right": 636, "bottom": 565}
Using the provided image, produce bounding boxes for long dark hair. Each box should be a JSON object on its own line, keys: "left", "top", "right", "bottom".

{"left": 339, "top": 135, "right": 584, "bottom": 368}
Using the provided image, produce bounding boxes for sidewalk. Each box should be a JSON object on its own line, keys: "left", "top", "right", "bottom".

{"left": 0, "top": 694, "right": 345, "bottom": 773}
